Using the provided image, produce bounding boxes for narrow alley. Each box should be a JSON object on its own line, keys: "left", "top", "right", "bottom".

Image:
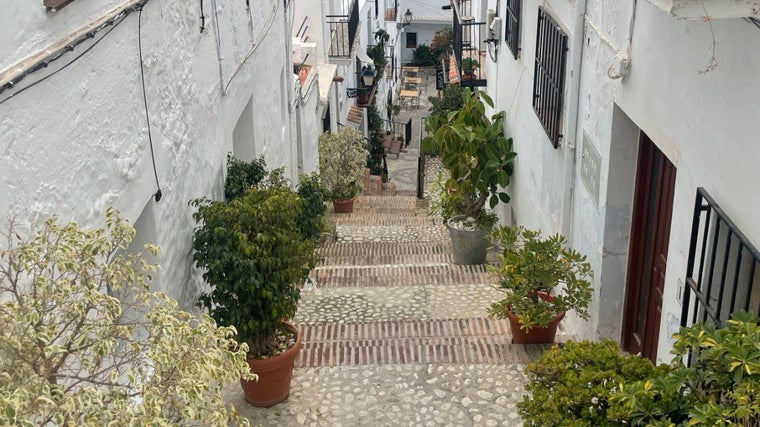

{"left": 224, "top": 68, "right": 550, "bottom": 426}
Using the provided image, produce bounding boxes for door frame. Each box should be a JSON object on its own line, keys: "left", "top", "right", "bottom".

{"left": 621, "top": 132, "right": 676, "bottom": 362}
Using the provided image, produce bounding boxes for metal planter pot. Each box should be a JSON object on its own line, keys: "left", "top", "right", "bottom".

{"left": 445, "top": 217, "right": 490, "bottom": 265}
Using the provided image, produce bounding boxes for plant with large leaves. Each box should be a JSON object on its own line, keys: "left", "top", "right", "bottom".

{"left": 423, "top": 88, "right": 516, "bottom": 228}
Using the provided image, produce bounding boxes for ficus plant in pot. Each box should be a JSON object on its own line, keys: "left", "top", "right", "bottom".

{"left": 422, "top": 87, "right": 516, "bottom": 264}
{"left": 318, "top": 127, "right": 369, "bottom": 213}
{"left": 487, "top": 226, "right": 593, "bottom": 343}
{"left": 191, "top": 167, "right": 319, "bottom": 407}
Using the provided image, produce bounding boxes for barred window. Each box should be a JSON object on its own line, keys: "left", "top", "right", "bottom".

{"left": 532, "top": 7, "right": 568, "bottom": 148}
{"left": 504, "top": 0, "right": 522, "bottom": 59}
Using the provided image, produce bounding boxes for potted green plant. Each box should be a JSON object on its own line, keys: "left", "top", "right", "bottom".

{"left": 422, "top": 87, "right": 516, "bottom": 264}
{"left": 460, "top": 57, "right": 479, "bottom": 80}
{"left": 191, "top": 167, "right": 319, "bottom": 407}
{"left": 487, "top": 226, "right": 593, "bottom": 343}
{"left": 318, "top": 127, "right": 369, "bottom": 213}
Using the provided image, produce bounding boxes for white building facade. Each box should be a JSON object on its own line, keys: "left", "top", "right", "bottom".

{"left": 0, "top": 0, "right": 317, "bottom": 309}
{"left": 449, "top": 0, "right": 760, "bottom": 362}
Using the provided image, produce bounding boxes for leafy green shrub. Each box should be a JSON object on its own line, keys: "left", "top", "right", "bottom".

{"left": 430, "top": 27, "right": 453, "bottom": 61}
{"left": 296, "top": 172, "right": 327, "bottom": 241}
{"left": 192, "top": 169, "right": 319, "bottom": 356}
{"left": 318, "top": 127, "right": 369, "bottom": 201}
{"left": 609, "top": 310, "right": 760, "bottom": 426}
{"left": 366, "top": 98, "right": 386, "bottom": 178}
{"left": 520, "top": 340, "right": 656, "bottom": 426}
{"left": 422, "top": 88, "right": 515, "bottom": 227}
{"left": 412, "top": 44, "right": 437, "bottom": 66}
{"left": 487, "top": 226, "right": 593, "bottom": 332}
{"left": 423, "top": 85, "right": 464, "bottom": 155}
{"left": 224, "top": 153, "right": 267, "bottom": 201}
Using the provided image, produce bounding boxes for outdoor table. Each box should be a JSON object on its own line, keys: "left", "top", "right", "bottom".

{"left": 400, "top": 89, "right": 420, "bottom": 109}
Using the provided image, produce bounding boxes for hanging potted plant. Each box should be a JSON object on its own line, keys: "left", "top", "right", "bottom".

{"left": 487, "top": 226, "right": 593, "bottom": 343}
{"left": 191, "top": 167, "right": 319, "bottom": 407}
{"left": 423, "top": 87, "right": 516, "bottom": 264}
{"left": 318, "top": 127, "right": 369, "bottom": 213}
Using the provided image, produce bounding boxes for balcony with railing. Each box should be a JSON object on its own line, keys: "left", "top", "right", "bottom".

{"left": 452, "top": 0, "right": 487, "bottom": 87}
{"left": 327, "top": 0, "right": 359, "bottom": 59}
{"left": 385, "top": 0, "right": 397, "bottom": 21}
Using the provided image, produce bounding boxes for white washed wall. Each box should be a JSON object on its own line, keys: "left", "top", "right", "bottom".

{"left": 0, "top": 0, "right": 303, "bottom": 311}
{"left": 485, "top": 0, "right": 760, "bottom": 361}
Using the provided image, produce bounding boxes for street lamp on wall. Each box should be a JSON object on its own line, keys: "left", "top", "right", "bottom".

{"left": 396, "top": 9, "right": 412, "bottom": 29}
{"left": 346, "top": 66, "right": 376, "bottom": 99}
{"left": 361, "top": 66, "right": 375, "bottom": 87}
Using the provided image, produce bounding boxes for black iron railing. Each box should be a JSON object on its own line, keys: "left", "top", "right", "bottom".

{"left": 681, "top": 188, "right": 760, "bottom": 328}
{"left": 452, "top": 0, "right": 487, "bottom": 87}
{"left": 532, "top": 7, "right": 568, "bottom": 148}
{"left": 505, "top": 0, "right": 522, "bottom": 59}
{"left": 327, "top": 0, "right": 359, "bottom": 58}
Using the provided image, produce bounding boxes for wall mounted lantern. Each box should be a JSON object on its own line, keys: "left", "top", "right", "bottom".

{"left": 396, "top": 9, "right": 412, "bottom": 29}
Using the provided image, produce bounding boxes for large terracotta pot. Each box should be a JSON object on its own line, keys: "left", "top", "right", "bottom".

{"left": 505, "top": 292, "right": 565, "bottom": 344}
{"left": 240, "top": 323, "right": 302, "bottom": 407}
{"left": 332, "top": 196, "right": 356, "bottom": 213}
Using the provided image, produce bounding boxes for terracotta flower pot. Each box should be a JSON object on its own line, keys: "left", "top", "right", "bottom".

{"left": 240, "top": 323, "right": 302, "bottom": 407}
{"left": 332, "top": 196, "right": 356, "bottom": 213}
{"left": 505, "top": 292, "right": 565, "bottom": 344}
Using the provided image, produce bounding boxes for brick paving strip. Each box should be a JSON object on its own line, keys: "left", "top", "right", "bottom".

{"left": 298, "top": 318, "right": 549, "bottom": 367}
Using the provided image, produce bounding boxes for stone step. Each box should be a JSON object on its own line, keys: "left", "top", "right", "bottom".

{"left": 317, "top": 241, "right": 452, "bottom": 257}
{"left": 295, "top": 318, "right": 550, "bottom": 367}
{"left": 351, "top": 195, "right": 420, "bottom": 210}
{"left": 295, "top": 283, "right": 501, "bottom": 325}
{"left": 317, "top": 252, "right": 455, "bottom": 267}
{"left": 334, "top": 215, "right": 442, "bottom": 227}
{"left": 334, "top": 224, "right": 449, "bottom": 243}
{"left": 310, "top": 263, "right": 490, "bottom": 288}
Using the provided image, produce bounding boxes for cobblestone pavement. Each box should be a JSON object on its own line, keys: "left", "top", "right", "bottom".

{"left": 223, "top": 67, "right": 546, "bottom": 426}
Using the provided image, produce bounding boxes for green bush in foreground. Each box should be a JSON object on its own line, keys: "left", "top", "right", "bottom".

{"left": 520, "top": 340, "right": 656, "bottom": 426}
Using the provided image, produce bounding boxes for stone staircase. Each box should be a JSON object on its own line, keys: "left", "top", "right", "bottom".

{"left": 231, "top": 192, "right": 549, "bottom": 424}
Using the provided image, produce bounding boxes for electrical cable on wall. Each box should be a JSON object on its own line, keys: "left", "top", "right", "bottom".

{"left": 137, "top": 5, "right": 163, "bottom": 202}
{"left": 0, "top": 0, "right": 150, "bottom": 104}
{"left": 200, "top": 0, "right": 206, "bottom": 33}
{"left": 222, "top": 0, "right": 279, "bottom": 94}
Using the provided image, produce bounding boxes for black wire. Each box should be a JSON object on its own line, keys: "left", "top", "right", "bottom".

{"left": 0, "top": 1, "right": 150, "bottom": 104}
{"left": 0, "top": 23, "right": 120, "bottom": 105}
{"left": 137, "top": 6, "right": 162, "bottom": 202}
{"left": 746, "top": 17, "right": 760, "bottom": 31}
{"left": 200, "top": 0, "right": 206, "bottom": 33}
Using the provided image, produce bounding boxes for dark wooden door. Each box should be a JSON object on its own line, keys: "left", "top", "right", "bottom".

{"left": 622, "top": 132, "right": 676, "bottom": 363}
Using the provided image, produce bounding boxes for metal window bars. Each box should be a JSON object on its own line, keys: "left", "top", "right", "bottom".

{"left": 681, "top": 187, "right": 760, "bottom": 329}
{"left": 504, "top": 0, "right": 521, "bottom": 59}
{"left": 532, "top": 7, "right": 568, "bottom": 148}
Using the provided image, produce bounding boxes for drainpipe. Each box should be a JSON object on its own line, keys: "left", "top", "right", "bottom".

{"left": 561, "top": 0, "right": 588, "bottom": 244}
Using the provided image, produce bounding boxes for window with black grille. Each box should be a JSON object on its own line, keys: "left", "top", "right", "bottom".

{"left": 504, "top": 0, "right": 521, "bottom": 59}
{"left": 406, "top": 32, "right": 417, "bottom": 48}
{"left": 532, "top": 8, "right": 568, "bottom": 148}
{"left": 681, "top": 188, "right": 760, "bottom": 329}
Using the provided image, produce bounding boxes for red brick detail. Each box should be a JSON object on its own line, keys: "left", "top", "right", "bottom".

{"left": 296, "top": 318, "right": 550, "bottom": 367}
